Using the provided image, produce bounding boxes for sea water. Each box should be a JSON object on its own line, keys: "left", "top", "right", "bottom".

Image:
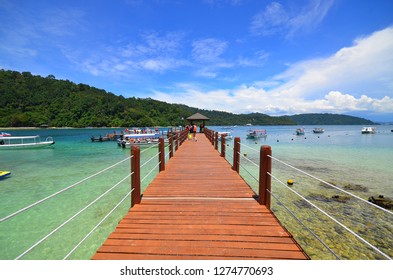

{"left": 0, "top": 125, "right": 392, "bottom": 260}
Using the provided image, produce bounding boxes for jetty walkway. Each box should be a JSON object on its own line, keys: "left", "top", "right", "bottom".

{"left": 93, "top": 132, "right": 308, "bottom": 260}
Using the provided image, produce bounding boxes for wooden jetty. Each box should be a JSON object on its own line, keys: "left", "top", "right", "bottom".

{"left": 92, "top": 132, "right": 308, "bottom": 260}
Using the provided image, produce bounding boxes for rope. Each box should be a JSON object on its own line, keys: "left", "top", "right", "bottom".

{"left": 15, "top": 172, "right": 132, "bottom": 260}
{"left": 63, "top": 188, "right": 133, "bottom": 260}
{"left": 140, "top": 152, "right": 158, "bottom": 169}
{"left": 268, "top": 171, "right": 392, "bottom": 260}
{"left": 0, "top": 155, "right": 132, "bottom": 223}
{"left": 239, "top": 151, "right": 259, "bottom": 168}
{"left": 140, "top": 143, "right": 159, "bottom": 154}
{"left": 240, "top": 142, "right": 260, "bottom": 153}
{"left": 269, "top": 155, "right": 393, "bottom": 215}
{"left": 141, "top": 161, "right": 161, "bottom": 183}
{"left": 267, "top": 189, "right": 340, "bottom": 259}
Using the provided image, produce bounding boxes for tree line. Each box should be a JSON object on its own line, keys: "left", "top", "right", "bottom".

{"left": 0, "top": 69, "right": 374, "bottom": 127}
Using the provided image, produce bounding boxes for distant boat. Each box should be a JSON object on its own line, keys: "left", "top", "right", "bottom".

{"left": 361, "top": 127, "right": 376, "bottom": 134}
{"left": 217, "top": 131, "right": 233, "bottom": 141}
{"left": 0, "top": 171, "right": 11, "bottom": 179}
{"left": 296, "top": 128, "right": 305, "bottom": 135}
{"left": 313, "top": 128, "right": 325, "bottom": 134}
{"left": 246, "top": 129, "right": 267, "bottom": 139}
{"left": 117, "top": 133, "right": 165, "bottom": 148}
{"left": 0, "top": 135, "right": 55, "bottom": 149}
{"left": 0, "top": 132, "right": 11, "bottom": 137}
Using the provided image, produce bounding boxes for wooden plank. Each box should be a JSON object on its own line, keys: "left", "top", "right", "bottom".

{"left": 92, "top": 133, "right": 309, "bottom": 260}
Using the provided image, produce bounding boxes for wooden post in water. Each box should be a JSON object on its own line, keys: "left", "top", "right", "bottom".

{"left": 259, "top": 145, "right": 272, "bottom": 209}
{"left": 233, "top": 137, "right": 240, "bottom": 173}
{"left": 159, "top": 137, "right": 165, "bottom": 172}
{"left": 169, "top": 132, "right": 173, "bottom": 158}
{"left": 221, "top": 134, "right": 226, "bottom": 158}
{"left": 131, "top": 145, "right": 141, "bottom": 208}
{"left": 214, "top": 132, "right": 218, "bottom": 150}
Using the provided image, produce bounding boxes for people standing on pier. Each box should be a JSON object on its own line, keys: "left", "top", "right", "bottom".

{"left": 193, "top": 124, "right": 197, "bottom": 141}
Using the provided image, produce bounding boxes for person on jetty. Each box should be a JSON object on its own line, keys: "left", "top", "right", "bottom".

{"left": 192, "top": 124, "right": 197, "bottom": 142}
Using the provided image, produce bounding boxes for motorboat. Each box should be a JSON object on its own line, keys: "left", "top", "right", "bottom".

{"left": 0, "top": 171, "right": 11, "bottom": 179}
{"left": 0, "top": 135, "right": 55, "bottom": 149}
{"left": 361, "top": 127, "right": 376, "bottom": 134}
{"left": 296, "top": 128, "right": 305, "bottom": 135}
{"left": 117, "top": 133, "right": 165, "bottom": 148}
{"left": 0, "top": 132, "right": 11, "bottom": 137}
{"left": 217, "top": 131, "right": 233, "bottom": 141}
{"left": 246, "top": 129, "right": 267, "bottom": 139}
{"left": 313, "top": 128, "right": 325, "bottom": 134}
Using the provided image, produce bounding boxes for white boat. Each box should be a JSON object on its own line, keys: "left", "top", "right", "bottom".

{"left": 0, "top": 135, "right": 55, "bottom": 149}
{"left": 246, "top": 129, "right": 267, "bottom": 139}
{"left": 296, "top": 128, "right": 305, "bottom": 135}
{"left": 217, "top": 131, "right": 233, "bottom": 141}
{"left": 117, "top": 133, "right": 165, "bottom": 148}
{"left": 313, "top": 128, "right": 325, "bottom": 134}
{"left": 361, "top": 127, "right": 376, "bottom": 134}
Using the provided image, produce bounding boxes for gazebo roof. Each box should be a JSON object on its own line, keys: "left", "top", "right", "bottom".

{"left": 186, "top": 113, "right": 210, "bottom": 121}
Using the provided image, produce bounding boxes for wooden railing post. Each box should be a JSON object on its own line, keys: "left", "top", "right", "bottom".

{"left": 259, "top": 145, "right": 272, "bottom": 209}
{"left": 159, "top": 137, "right": 165, "bottom": 172}
{"left": 131, "top": 145, "right": 141, "bottom": 208}
{"left": 233, "top": 137, "right": 240, "bottom": 173}
{"left": 220, "top": 135, "right": 226, "bottom": 157}
{"left": 175, "top": 132, "right": 179, "bottom": 151}
{"left": 214, "top": 132, "right": 218, "bottom": 150}
{"left": 169, "top": 132, "right": 173, "bottom": 158}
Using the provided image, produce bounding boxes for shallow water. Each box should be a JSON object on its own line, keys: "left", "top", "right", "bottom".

{"left": 0, "top": 125, "right": 392, "bottom": 259}
{"left": 216, "top": 125, "right": 393, "bottom": 259}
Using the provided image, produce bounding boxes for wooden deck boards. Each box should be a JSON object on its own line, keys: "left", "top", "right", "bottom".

{"left": 92, "top": 134, "right": 308, "bottom": 260}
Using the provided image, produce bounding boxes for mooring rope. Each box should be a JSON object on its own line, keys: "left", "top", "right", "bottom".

{"left": 15, "top": 172, "right": 132, "bottom": 260}
{"left": 0, "top": 156, "right": 132, "bottom": 223}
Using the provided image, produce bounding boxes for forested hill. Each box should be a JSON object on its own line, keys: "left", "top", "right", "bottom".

{"left": 0, "top": 69, "right": 375, "bottom": 127}
{"left": 288, "top": 113, "right": 375, "bottom": 125}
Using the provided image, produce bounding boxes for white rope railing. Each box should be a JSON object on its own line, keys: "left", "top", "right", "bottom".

{"left": 15, "top": 172, "right": 132, "bottom": 260}
{"left": 266, "top": 188, "right": 340, "bottom": 259}
{"left": 269, "top": 155, "right": 393, "bottom": 215}
{"left": 63, "top": 188, "right": 134, "bottom": 260}
{"left": 268, "top": 171, "right": 392, "bottom": 260}
{"left": 0, "top": 155, "right": 132, "bottom": 223}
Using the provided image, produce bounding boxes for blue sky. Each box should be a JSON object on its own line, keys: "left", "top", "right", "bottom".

{"left": 1, "top": 0, "right": 393, "bottom": 122}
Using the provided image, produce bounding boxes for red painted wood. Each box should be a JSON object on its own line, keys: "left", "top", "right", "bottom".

{"left": 92, "top": 134, "right": 308, "bottom": 260}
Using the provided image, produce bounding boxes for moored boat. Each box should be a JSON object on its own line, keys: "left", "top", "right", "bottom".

{"left": 117, "top": 133, "right": 166, "bottom": 148}
{"left": 313, "top": 128, "right": 324, "bottom": 133}
{"left": 0, "top": 132, "right": 11, "bottom": 137}
{"left": 0, "top": 171, "right": 11, "bottom": 179}
{"left": 0, "top": 135, "right": 55, "bottom": 149}
{"left": 361, "top": 127, "right": 376, "bottom": 134}
{"left": 217, "top": 131, "right": 233, "bottom": 141}
{"left": 246, "top": 129, "right": 267, "bottom": 139}
{"left": 296, "top": 128, "right": 305, "bottom": 135}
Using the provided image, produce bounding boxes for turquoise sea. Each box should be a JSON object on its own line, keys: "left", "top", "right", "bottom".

{"left": 0, "top": 125, "right": 392, "bottom": 260}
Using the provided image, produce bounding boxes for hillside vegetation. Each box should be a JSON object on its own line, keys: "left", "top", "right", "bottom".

{"left": 0, "top": 69, "right": 375, "bottom": 127}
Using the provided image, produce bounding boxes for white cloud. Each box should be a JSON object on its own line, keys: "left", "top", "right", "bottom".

{"left": 152, "top": 26, "right": 393, "bottom": 119}
{"left": 191, "top": 38, "right": 228, "bottom": 62}
{"left": 251, "top": 0, "right": 334, "bottom": 38}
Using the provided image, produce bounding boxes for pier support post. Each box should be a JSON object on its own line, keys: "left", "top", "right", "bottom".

{"left": 259, "top": 145, "right": 272, "bottom": 209}
{"left": 214, "top": 132, "right": 218, "bottom": 150}
{"left": 131, "top": 145, "right": 141, "bottom": 208}
{"left": 159, "top": 137, "right": 165, "bottom": 172}
{"left": 233, "top": 137, "right": 240, "bottom": 173}
{"left": 220, "top": 135, "right": 226, "bottom": 158}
